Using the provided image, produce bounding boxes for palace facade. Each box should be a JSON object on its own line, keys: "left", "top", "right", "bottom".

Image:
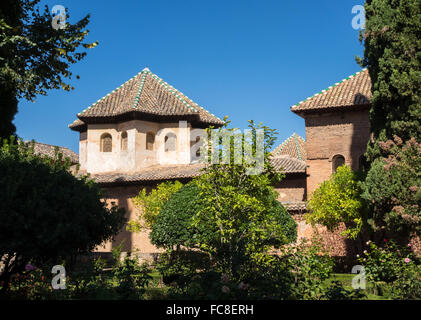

{"left": 68, "top": 67, "right": 373, "bottom": 260}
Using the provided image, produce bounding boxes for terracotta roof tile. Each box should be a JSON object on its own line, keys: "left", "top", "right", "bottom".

{"left": 291, "top": 69, "right": 371, "bottom": 114}
{"left": 270, "top": 155, "right": 306, "bottom": 173}
{"left": 272, "top": 133, "right": 306, "bottom": 160}
{"left": 69, "top": 68, "right": 224, "bottom": 130}
{"left": 26, "top": 141, "right": 79, "bottom": 164}
{"left": 91, "top": 163, "right": 206, "bottom": 185}
{"left": 281, "top": 201, "right": 307, "bottom": 212}
{"left": 91, "top": 156, "right": 305, "bottom": 186}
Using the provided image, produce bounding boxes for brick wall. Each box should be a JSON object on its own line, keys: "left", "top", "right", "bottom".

{"left": 274, "top": 173, "right": 306, "bottom": 203}
{"left": 304, "top": 108, "right": 370, "bottom": 195}
{"left": 97, "top": 184, "right": 163, "bottom": 258}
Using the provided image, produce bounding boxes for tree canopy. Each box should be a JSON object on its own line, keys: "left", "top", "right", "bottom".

{"left": 0, "top": 138, "right": 126, "bottom": 292}
{"left": 358, "top": 0, "right": 421, "bottom": 160}
{"left": 0, "top": 0, "right": 98, "bottom": 138}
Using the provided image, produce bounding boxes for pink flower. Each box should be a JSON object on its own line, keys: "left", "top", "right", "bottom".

{"left": 25, "top": 264, "right": 36, "bottom": 271}
{"left": 404, "top": 258, "right": 411, "bottom": 263}
{"left": 408, "top": 243, "right": 412, "bottom": 248}
{"left": 238, "top": 282, "right": 249, "bottom": 290}
{"left": 221, "top": 285, "right": 230, "bottom": 294}
{"left": 220, "top": 274, "right": 230, "bottom": 284}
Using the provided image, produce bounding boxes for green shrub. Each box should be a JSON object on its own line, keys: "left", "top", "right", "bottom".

{"left": 113, "top": 256, "right": 152, "bottom": 300}
{"left": 358, "top": 240, "right": 417, "bottom": 284}
{"left": 150, "top": 183, "right": 205, "bottom": 250}
{"left": 0, "top": 138, "right": 126, "bottom": 293}
{"left": 390, "top": 263, "right": 421, "bottom": 300}
{"left": 306, "top": 165, "right": 364, "bottom": 239}
{"left": 321, "top": 281, "right": 366, "bottom": 300}
{"left": 155, "top": 250, "right": 211, "bottom": 288}
{"left": 283, "top": 238, "right": 335, "bottom": 300}
{"left": 267, "top": 200, "right": 297, "bottom": 244}
{"left": 130, "top": 181, "right": 183, "bottom": 231}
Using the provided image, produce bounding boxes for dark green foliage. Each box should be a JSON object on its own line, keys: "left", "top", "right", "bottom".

{"left": 358, "top": 240, "right": 421, "bottom": 299}
{"left": 0, "top": 0, "right": 97, "bottom": 138}
{"left": 150, "top": 183, "right": 207, "bottom": 249}
{"left": 0, "top": 88, "right": 18, "bottom": 139}
{"left": 322, "top": 281, "right": 366, "bottom": 300}
{"left": 358, "top": 240, "right": 418, "bottom": 284}
{"left": 2, "top": 254, "right": 153, "bottom": 300}
{"left": 391, "top": 263, "right": 421, "bottom": 300}
{"left": 113, "top": 256, "right": 152, "bottom": 300}
{"left": 358, "top": 0, "right": 421, "bottom": 159}
{"left": 0, "top": 138, "right": 126, "bottom": 292}
{"left": 267, "top": 200, "right": 297, "bottom": 244}
{"left": 360, "top": 137, "right": 421, "bottom": 236}
{"left": 155, "top": 250, "right": 211, "bottom": 287}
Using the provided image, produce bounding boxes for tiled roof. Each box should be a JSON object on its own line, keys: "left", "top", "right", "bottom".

{"left": 281, "top": 201, "right": 307, "bottom": 212}
{"left": 272, "top": 133, "right": 306, "bottom": 160}
{"left": 291, "top": 69, "right": 371, "bottom": 114}
{"left": 92, "top": 157, "right": 305, "bottom": 186}
{"left": 26, "top": 141, "right": 79, "bottom": 164}
{"left": 270, "top": 155, "right": 306, "bottom": 174}
{"left": 69, "top": 68, "right": 224, "bottom": 130}
{"left": 91, "top": 163, "right": 206, "bottom": 185}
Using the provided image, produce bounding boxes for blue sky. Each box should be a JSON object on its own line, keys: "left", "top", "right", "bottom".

{"left": 15, "top": 0, "right": 365, "bottom": 153}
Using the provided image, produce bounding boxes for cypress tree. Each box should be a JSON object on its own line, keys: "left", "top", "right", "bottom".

{"left": 357, "top": 0, "right": 421, "bottom": 160}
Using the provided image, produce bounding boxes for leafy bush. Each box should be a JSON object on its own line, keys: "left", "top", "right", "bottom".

{"left": 361, "top": 137, "right": 421, "bottom": 237}
{"left": 155, "top": 250, "right": 211, "bottom": 288}
{"left": 0, "top": 138, "right": 126, "bottom": 293}
{"left": 358, "top": 240, "right": 417, "bottom": 284}
{"left": 283, "top": 238, "right": 335, "bottom": 300}
{"left": 267, "top": 200, "right": 297, "bottom": 244}
{"left": 3, "top": 253, "right": 153, "bottom": 300}
{"left": 113, "top": 256, "right": 152, "bottom": 300}
{"left": 306, "top": 165, "right": 365, "bottom": 239}
{"left": 150, "top": 183, "right": 205, "bottom": 249}
{"left": 391, "top": 263, "right": 421, "bottom": 300}
{"left": 321, "top": 281, "right": 366, "bottom": 300}
{"left": 130, "top": 181, "right": 183, "bottom": 231}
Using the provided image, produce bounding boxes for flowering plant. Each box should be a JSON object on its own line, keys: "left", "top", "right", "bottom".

{"left": 358, "top": 240, "right": 417, "bottom": 284}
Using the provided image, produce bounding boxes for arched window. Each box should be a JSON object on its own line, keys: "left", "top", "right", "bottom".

{"left": 146, "top": 132, "right": 155, "bottom": 151}
{"left": 121, "top": 131, "right": 128, "bottom": 151}
{"left": 332, "top": 154, "right": 345, "bottom": 172}
{"left": 100, "top": 133, "right": 112, "bottom": 153}
{"left": 164, "top": 133, "right": 177, "bottom": 152}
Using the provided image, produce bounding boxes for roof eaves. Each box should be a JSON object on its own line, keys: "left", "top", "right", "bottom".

{"left": 290, "top": 68, "right": 368, "bottom": 112}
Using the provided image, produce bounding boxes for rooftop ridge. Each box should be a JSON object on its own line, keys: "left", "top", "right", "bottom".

{"left": 132, "top": 70, "right": 148, "bottom": 109}
{"left": 148, "top": 71, "right": 198, "bottom": 113}
{"left": 78, "top": 70, "right": 145, "bottom": 116}
{"left": 293, "top": 133, "right": 302, "bottom": 160}
{"left": 274, "top": 132, "right": 304, "bottom": 155}
{"left": 291, "top": 68, "right": 368, "bottom": 109}
{"left": 272, "top": 132, "right": 306, "bottom": 160}
{"left": 72, "top": 67, "right": 225, "bottom": 129}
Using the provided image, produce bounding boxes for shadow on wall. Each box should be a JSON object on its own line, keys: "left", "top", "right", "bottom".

{"left": 110, "top": 189, "right": 134, "bottom": 253}
{"left": 345, "top": 94, "right": 371, "bottom": 258}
